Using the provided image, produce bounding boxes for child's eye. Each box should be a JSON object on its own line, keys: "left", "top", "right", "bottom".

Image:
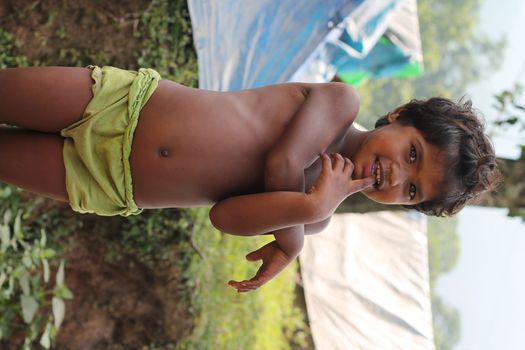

{"left": 409, "top": 145, "right": 417, "bottom": 163}
{"left": 409, "top": 184, "right": 417, "bottom": 200}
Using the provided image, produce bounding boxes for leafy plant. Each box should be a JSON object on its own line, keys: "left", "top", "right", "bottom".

{"left": 0, "top": 28, "right": 29, "bottom": 68}
{"left": 492, "top": 84, "right": 525, "bottom": 130}
{"left": 106, "top": 208, "right": 194, "bottom": 269}
{"left": 136, "top": 0, "right": 198, "bottom": 86}
{"left": 0, "top": 208, "right": 72, "bottom": 349}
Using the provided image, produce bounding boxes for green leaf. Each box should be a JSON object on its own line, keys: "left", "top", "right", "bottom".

{"left": 43, "top": 259, "right": 50, "bottom": 283}
{"left": 3, "top": 209, "right": 12, "bottom": 225}
{"left": 56, "top": 260, "right": 65, "bottom": 285}
{"left": 6, "top": 276, "right": 14, "bottom": 297}
{"left": 20, "top": 295, "right": 39, "bottom": 324}
{"left": 0, "top": 272, "right": 6, "bottom": 289}
{"left": 55, "top": 284, "right": 74, "bottom": 300}
{"left": 52, "top": 297, "right": 65, "bottom": 329}
{"left": 14, "top": 212, "right": 22, "bottom": 238}
{"left": 22, "top": 253, "right": 32, "bottom": 268}
{"left": 61, "top": 287, "right": 73, "bottom": 300}
{"left": 19, "top": 275, "right": 30, "bottom": 295}
{"left": 42, "top": 249, "right": 56, "bottom": 259}
{"left": 39, "top": 322, "right": 51, "bottom": 349}
{"left": 0, "top": 224, "right": 9, "bottom": 252}
{"left": 40, "top": 229, "right": 47, "bottom": 247}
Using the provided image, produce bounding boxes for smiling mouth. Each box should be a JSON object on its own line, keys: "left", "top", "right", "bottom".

{"left": 373, "top": 159, "right": 382, "bottom": 189}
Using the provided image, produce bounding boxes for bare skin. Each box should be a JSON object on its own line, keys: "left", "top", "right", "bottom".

{"left": 0, "top": 67, "right": 445, "bottom": 292}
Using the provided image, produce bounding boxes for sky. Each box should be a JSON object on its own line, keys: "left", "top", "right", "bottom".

{"left": 435, "top": 0, "right": 525, "bottom": 349}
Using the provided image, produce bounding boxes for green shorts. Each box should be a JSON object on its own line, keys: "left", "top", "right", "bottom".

{"left": 61, "top": 66, "right": 160, "bottom": 216}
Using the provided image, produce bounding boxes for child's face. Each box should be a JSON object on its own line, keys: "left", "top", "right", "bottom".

{"left": 352, "top": 120, "right": 446, "bottom": 205}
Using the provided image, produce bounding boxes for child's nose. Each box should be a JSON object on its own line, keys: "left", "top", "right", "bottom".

{"left": 390, "top": 162, "right": 411, "bottom": 187}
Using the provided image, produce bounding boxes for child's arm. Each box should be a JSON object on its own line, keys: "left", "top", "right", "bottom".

{"left": 212, "top": 154, "right": 373, "bottom": 293}
{"left": 218, "top": 83, "right": 365, "bottom": 292}
{"left": 210, "top": 154, "right": 374, "bottom": 235}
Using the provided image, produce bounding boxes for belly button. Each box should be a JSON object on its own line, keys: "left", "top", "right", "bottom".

{"left": 159, "top": 148, "right": 170, "bottom": 158}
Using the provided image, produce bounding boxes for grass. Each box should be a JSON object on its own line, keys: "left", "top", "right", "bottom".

{"left": 177, "top": 209, "right": 308, "bottom": 350}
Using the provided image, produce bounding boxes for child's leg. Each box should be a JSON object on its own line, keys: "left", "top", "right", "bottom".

{"left": 0, "top": 127, "right": 68, "bottom": 202}
{"left": 0, "top": 67, "right": 93, "bottom": 202}
{"left": 0, "top": 67, "right": 93, "bottom": 132}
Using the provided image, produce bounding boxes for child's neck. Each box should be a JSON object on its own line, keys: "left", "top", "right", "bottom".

{"left": 338, "top": 125, "right": 371, "bottom": 161}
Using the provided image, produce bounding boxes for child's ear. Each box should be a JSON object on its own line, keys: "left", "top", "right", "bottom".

{"left": 386, "top": 107, "right": 405, "bottom": 123}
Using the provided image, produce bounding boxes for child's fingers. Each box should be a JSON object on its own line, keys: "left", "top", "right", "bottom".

{"left": 342, "top": 157, "right": 354, "bottom": 174}
{"left": 245, "top": 247, "right": 265, "bottom": 261}
{"left": 349, "top": 176, "right": 375, "bottom": 193}
{"left": 332, "top": 153, "right": 345, "bottom": 171}
{"left": 239, "top": 283, "right": 258, "bottom": 292}
{"left": 228, "top": 280, "right": 251, "bottom": 290}
{"left": 228, "top": 279, "right": 260, "bottom": 292}
{"left": 320, "top": 153, "right": 332, "bottom": 173}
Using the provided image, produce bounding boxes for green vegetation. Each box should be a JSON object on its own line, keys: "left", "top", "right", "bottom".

{"left": 427, "top": 217, "right": 460, "bottom": 283}
{"left": 487, "top": 86, "right": 525, "bottom": 221}
{"left": 0, "top": 29, "right": 29, "bottom": 68}
{"left": 427, "top": 217, "right": 461, "bottom": 350}
{"left": 136, "top": 0, "right": 198, "bottom": 86}
{"left": 0, "top": 1, "right": 306, "bottom": 348}
{"left": 0, "top": 185, "right": 72, "bottom": 349}
{"left": 178, "top": 209, "right": 308, "bottom": 350}
{"left": 430, "top": 293, "right": 461, "bottom": 350}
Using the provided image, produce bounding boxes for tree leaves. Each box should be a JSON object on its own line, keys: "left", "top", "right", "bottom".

{"left": 39, "top": 323, "right": 52, "bottom": 349}
{"left": 492, "top": 84, "right": 525, "bottom": 131}
{"left": 20, "top": 295, "right": 39, "bottom": 324}
{"left": 52, "top": 297, "right": 65, "bottom": 329}
{"left": 56, "top": 260, "right": 65, "bottom": 285}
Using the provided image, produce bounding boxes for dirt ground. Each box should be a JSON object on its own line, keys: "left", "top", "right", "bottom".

{"left": 57, "top": 232, "right": 192, "bottom": 349}
{"left": 0, "top": 0, "right": 150, "bottom": 67}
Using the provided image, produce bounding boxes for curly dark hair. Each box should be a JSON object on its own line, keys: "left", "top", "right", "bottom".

{"left": 375, "top": 97, "right": 502, "bottom": 217}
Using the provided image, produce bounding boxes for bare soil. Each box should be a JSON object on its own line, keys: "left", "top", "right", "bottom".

{"left": 0, "top": 0, "right": 150, "bottom": 67}
{"left": 56, "top": 233, "right": 192, "bottom": 349}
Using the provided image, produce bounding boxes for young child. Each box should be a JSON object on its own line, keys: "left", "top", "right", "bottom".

{"left": 0, "top": 66, "right": 500, "bottom": 292}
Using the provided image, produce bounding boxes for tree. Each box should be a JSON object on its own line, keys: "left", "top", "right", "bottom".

{"left": 472, "top": 152, "right": 525, "bottom": 219}
{"left": 431, "top": 294, "right": 462, "bottom": 350}
{"left": 478, "top": 84, "right": 525, "bottom": 220}
{"left": 425, "top": 216, "right": 462, "bottom": 350}
{"left": 427, "top": 217, "right": 460, "bottom": 282}
{"left": 492, "top": 84, "right": 525, "bottom": 131}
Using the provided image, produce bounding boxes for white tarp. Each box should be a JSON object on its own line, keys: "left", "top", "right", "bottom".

{"left": 300, "top": 212, "right": 434, "bottom": 350}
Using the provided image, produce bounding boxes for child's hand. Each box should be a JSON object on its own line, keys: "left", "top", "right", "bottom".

{"left": 228, "top": 240, "right": 293, "bottom": 293}
{"left": 308, "top": 153, "right": 374, "bottom": 219}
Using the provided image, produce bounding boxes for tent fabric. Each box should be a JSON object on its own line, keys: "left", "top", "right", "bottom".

{"left": 300, "top": 212, "right": 435, "bottom": 350}
{"left": 187, "top": 0, "right": 363, "bottom": 91}
{"left": 293, "top": 0, "right": 423, "bottom": 84}
{"left": 188, "top": 0, "right": 423, "bottom": 90}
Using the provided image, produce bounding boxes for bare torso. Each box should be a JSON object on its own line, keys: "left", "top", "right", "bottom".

{"left": 130, "top": 80, "right": 345, "bottom": 208}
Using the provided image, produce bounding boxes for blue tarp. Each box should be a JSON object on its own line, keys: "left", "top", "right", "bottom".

{"left": 188, "top": 0, "right": 363, "bottom": 90}
{"left": 188, "top": 0, "right": 423, "bottom": 90}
